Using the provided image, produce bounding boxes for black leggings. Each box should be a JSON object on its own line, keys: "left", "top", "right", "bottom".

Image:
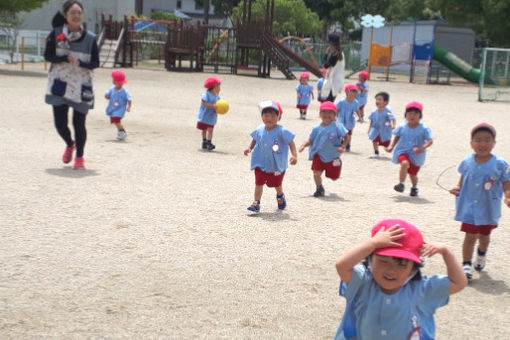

{"left": 325, "top": 91, "right": 336, "bottom": 102}
{"left": 52, "top": 105, "right": 87, "bottom": 158}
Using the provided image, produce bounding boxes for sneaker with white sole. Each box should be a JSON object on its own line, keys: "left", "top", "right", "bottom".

{"left": 369, "top": 153, "right": 379, "bottom": 159}
{"left": 463, "top": 264, "right": 473, "bottom": 281}
{"left": 117, "top": 130, "right": 127, "bottom": 140}
{"left": 473, "top": 254, "right": 486, "bottom": 271}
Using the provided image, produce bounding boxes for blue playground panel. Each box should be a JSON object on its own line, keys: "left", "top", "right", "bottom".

{"left": 413, "top": 43, "right": 432, "bottom": 61}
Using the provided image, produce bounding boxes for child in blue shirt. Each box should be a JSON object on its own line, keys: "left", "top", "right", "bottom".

{"left": 105, "top": 70, "right": 132, "bottom": 140}
{"left": 197, "top": 77, "right": 221, "bottom": 151}
{"left": 336, "top": 84, "right": 360, "bottom": 152}
{"left": 356, "top": 71, "right": 369, "bottom": 122}
{"left": 449, "top": 123, "right": 510, "bottom": 281}
{"left": 385, "top": 101, "right": 433, "bottom": 197}
{"left": 244, "top": 100, "right": 298, "bottom": 212}
{"left": 299, "top": 101, "right": 349, "bottom": 197}
{"left": 296, "top": 72, "right": 314, "bottom": 120}
{"left": 316, "top": 68, "right": 327, "bottom": 103}
{"left": 334, "top": 219, "right": 467, "bottom": 340}
{"left": 367, "top": 92, "right": 395, "bottom": 158}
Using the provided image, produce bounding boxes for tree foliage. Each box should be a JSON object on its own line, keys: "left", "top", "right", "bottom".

{"left": 232, "top": 0, "right": 321, "bottom": 36}
{"left": 0, "top": 0, "right": 49, "bottom": 12}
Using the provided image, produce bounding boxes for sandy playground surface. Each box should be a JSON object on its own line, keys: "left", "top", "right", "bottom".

{"left": 1, "top": 62, "right": 509, "bottom": 339}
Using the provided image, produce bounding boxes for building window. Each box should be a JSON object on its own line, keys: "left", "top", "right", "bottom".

{"left": 177, "top": 1, "right": 182, "bottom": 9}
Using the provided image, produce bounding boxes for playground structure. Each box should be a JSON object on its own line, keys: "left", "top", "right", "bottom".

{"left": 97, "top": 0, "right": 321, "bottom": 79}
{"left": 361, "top": 21, "right": 480, "bottom": 84}
{"left": 478, "top": 47, "right": 510, "bottom": 102}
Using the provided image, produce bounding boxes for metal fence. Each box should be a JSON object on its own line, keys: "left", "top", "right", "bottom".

{"left": 0, "top": 29, "right": 49, "bottom": 63}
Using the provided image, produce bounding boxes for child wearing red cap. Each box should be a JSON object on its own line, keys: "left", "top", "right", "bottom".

{"left": 385, "top": 101, "right": 433, "bottom": 196}
{"left": 356, "top": 71, "right": 369, "bottom": 122}
{"left": 299, "top": 101, "right": 350, "bottom": 197}
{"left": 296, "top": 72, "right": 314, "bottom": 120}
{"left": 105, "top": 70, "right": 132, "bottom": 140}
{"left": 449, "top": 123, "right": 510, "bottom": 281}
{"left": 197, "top": 77, "right": 221, "bottom": 150}
{"left": 334, "top": 219, "right": 467, "bottom": 340}
{"left": 336, "top": 84, "right": 361, "bottom": 152}
{"left": 244, "top": 100, "right": 297, "bottom": 212}
{"left": 316, "top": 68, "right": 327, "bottom": 103}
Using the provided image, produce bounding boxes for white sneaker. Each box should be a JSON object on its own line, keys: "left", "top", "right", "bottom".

{"left": 369, "top": 153, "right": 379, "bottom": 159}
{"left": 116, "top": 131, "right": 127, "bottom": 140}
{"left": 473, "top": 254, "right": 486, "bottom": 271}
{"left": 463, "top": 264, "right": 473, "bottom": 281}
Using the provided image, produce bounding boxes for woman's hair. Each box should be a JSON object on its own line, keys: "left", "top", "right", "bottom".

{"left": 363, "top": 254, "right": 423, "bottom": 282}
{"left": 63, "top": 1, "right": 83, "bottom": 14}
{"left": 326, "top": 33, "right": 343, "bottom": 62}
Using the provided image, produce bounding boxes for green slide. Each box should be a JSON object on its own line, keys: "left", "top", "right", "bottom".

{"left": 432, "top": 45, "right": 481, "bottom": 83}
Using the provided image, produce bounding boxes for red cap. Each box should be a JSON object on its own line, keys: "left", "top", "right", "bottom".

{"left": 319, "top": 101, "right": 337, "bottom": 113}
{"left": 321, "top": 68, "right": 327, "bottom": 73}
{"left": 344, "top": 83, "right": 358, "bottom": 93}
{"left": 204, "top": 76, "right": 221, "bottom": 89}
{"left": 276, "top": 101, "right": 283, "bottom": 117}
{"left": 300, "top": 72, "right": 310, "bottom": 79}
{"left": 405, "top": 101, "right": 423, "bottom": 112}
{"left": 371, "top": 219, "right": 424, "bottom": 264}
{"left": 359, "top": 71, "right": 369, "bottom": 80}
{"left": 111, "top": 70, "right": 127, "bottom": 84}
{"left": 471, "top": 122, "right": 496, "bottom": 138}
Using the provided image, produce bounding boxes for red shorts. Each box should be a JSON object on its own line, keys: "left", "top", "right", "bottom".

{"left": 373, "top": 135, "right": 390, "bottom": 147}
{"left": 110, "top": 117, "right": 122, "bottom": 123}
{"left": 254, "top": 168, "right": 285, "bottom": 187}
{"left": 398, "top": 154, "right": 420, "bottom": 175}
{"left": 461, "top": 223, "right": 497, "bottom": 235}
{"left": 296, "top": 104, "right": 308, "bottom": 110}
{"left": 358, "top": 105, "right": 365, "bottom": 111}
{"left": 318, "top": 98, "right": 326, "bottom": 103}
{"left": 311, "top": 154, "right": 341, "bottom": 180}
{"left": 196, "top": 122, "right": 214, "bottom": 130}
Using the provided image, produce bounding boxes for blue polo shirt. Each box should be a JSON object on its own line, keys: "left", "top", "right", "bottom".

{"left": 250, "top": 124, "right": 295, "bottom": 173}
{"left": 296, "top": 84, "right": 314, "bottom": 106}
{"left": 455, "top": 154, "right": 510, "bottom": 225}
{"left": 356, "top": 82, "right": 369, "bottom": 106}
{"left": 368, "top": 107, "right": 395, "bottom": 142}
{"left": 105, "top": 87, "right": 131, "bottom": 118}
{"left": 197, "top": 91, "right": 219, "bottom": 126}
{"left": 392, "top": 123, "right": 433, "bottom": 166}
{"left": 308, "top": 121, "right": 348, "bottom": 162}
{"left": 336, "top": 98, "right": 360, "bottom": 131}
{"left": 334, "top": 265, "right": 450, "bottom": 340}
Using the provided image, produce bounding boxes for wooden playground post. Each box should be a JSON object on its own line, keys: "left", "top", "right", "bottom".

{"left": 368, "top": 27, "right": 373, "bottom": 79}
{"left": 385, "top": 22, "right": 394, "bottom": 81}
{"left": 21, "top": 36, "right": 25, "bottom": 71}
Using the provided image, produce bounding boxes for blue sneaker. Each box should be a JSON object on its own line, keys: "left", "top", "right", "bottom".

{"left": 277, "top": 194, "right": 286, "bottom": 210}
{"left": 247, "top": 200, "right": 260, "bottom": 212}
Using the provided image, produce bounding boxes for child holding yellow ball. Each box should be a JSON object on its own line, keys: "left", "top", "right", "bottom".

{"left": 196, "top": 77, "right": 222, "bottom": 151}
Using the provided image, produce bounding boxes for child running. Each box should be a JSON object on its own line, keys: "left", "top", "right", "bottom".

{"left": 316, "top": 68, "right": 327, "bottom": 103}
{"left": 334, "top": 219, "right": 467, "bottom": 340}
{"left": 296, "top": 72, "right": 314, "bottom": 120}
{"left": 244, "top": 100, "right": 297, "bottom": 212}
{"left": 105, "top": 70, "right": 132, "bottom": 140}
{"left": 197, "top": 76, "right": 221, "bottom": 151}
{"left": 449, "top": 123, "right": 510, "bottom": 281}
{"left": 336, "top": 84, "right": 361, "bottom": 152}
{"left": 385, "top": 101, "right": 433, "bottom": 196}
{"left": 299, "top": 101, "right": 349, "bottom": 197}
{"left": 356, "top": 71, "right": 369, "bottom": 122}
{"left": 367, "top": 91, "right": 395, "bottom": 158}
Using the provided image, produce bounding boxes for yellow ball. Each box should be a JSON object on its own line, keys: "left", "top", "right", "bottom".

{"left": 216, "top": 99, "right": 229, "bottom": 115}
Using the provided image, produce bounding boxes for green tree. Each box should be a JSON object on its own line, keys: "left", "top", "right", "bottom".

{"left": 428, "top": 0, "right": 510, "bottom": 47}
{"left": 0, "top": 0, "right": 49, "bottom": 11}
{"left": 233, "top": 0, "right": 321, "bottom": 36}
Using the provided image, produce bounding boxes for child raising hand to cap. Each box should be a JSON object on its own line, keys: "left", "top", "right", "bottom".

{"left": 334, "top": 219, "right": 467, "bottom": 340}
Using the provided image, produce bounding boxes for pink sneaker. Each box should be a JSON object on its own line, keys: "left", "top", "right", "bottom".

{"left": 62, "top": 142, "right": 75, "bottom": 164}
{"left": 73, "top": 157, "right": 85, "bottom": 169}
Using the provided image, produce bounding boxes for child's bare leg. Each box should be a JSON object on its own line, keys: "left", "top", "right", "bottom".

{"left": 201, "top": 130, "right": 207, "bottom": 139}
{"left": 313, "top": 170, "right": 322, "bottom": 186}
{"left": 114, "top": 122, "right": 124, "bottom": 131}
{"left": 399, "top": 161, "right": 410, "bottom": 182}
{"left": 372, "top": 141, "right": 379, "bottom": 152}
{"left": 462, "top": 233, "right": 478, "bottom": 262}
{"left": 206, "top": 127, "right": 214, "bottom": 141}
{"left": 254, "top": 185, "right": 263, "bottom": 201}
{"left": 410, "top": 174, "right": 418, "bottom": 187}
{"left": 275, "top": 186, "right": 283, "bottom": 196}
{"left": 478, "top": 234, "right": 490, "bottom": 253}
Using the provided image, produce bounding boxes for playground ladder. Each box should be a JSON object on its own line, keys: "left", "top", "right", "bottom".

{"left": 262, "top": 33, "right": 295, "bottom": 79}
